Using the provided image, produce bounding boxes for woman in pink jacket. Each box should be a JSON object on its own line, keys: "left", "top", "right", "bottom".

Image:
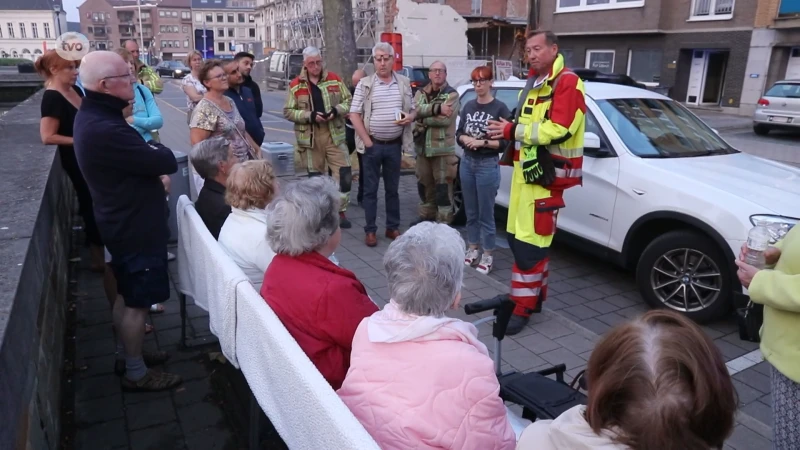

{"left": 337, "top": 222, "right": 516, "bottom": 450}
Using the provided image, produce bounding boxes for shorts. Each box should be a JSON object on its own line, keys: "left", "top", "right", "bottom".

{"left": 110, "top": 252, "right": 171, "bottom": 309}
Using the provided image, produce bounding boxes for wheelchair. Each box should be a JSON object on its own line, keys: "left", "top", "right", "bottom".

{"left": 465, "top": 295, "right": 588, "bottom": 422}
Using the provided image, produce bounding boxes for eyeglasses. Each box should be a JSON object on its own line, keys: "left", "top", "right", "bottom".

{"left": 103, "top": 72, "right": 135, "bottom": 81}
{"left": 209, "top": 72, "right": 228, "bottom": 81}
{"left": 374, "top": 56, "right": 393, "bottom": 63}
{"left": 471, "top": 79, "right": 490, "bottom": 85}
{"left": 430, "top": 69, "right": 446, "bottom": 74}
{"left": 306, "top": 60, "right": 322, "bottom": 67}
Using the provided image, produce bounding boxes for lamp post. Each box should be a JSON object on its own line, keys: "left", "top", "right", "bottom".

{"left": 137, "top": 0, "right": 145, "bottom": 57}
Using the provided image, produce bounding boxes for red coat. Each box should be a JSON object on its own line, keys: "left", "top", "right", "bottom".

{"left": 260, "top": 252, "right": 379, "bottom": 389}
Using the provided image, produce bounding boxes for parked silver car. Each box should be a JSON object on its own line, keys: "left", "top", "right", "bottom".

{"left": 753, "top": 79, "right": 800, "bottom": 135}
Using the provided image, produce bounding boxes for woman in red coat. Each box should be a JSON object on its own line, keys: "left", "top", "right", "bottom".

{"left": 260, "top": 176, "right": 378, "bottom": 389}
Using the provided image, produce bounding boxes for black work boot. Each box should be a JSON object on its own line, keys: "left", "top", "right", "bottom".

{"left": 506, "top": 314, "right": 530, "bottom": 336}
{"left": 339, "top": 212, "right": 352, "bottom": 229}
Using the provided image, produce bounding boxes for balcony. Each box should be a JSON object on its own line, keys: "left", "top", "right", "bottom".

{"left": 91, "top": 17, "right": 107, "bottom": 24}
{"left": 779, "top": 0, "right": 800, "bottom": 17}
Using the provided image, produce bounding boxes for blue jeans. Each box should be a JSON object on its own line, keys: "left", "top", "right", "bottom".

{"left": 362, "top": 141, "right": 402, "bottom": 233}
{"left": 460, "top": 154, "right": 500, "bottom": 251}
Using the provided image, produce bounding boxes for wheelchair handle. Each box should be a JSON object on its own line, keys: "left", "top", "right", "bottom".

{"left": 465, "top": 296, "right": 506, "bottom": 315}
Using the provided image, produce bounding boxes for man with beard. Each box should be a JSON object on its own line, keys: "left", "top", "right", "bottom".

{"left": 235, "top": 51, "right": 263, "bottom": 118}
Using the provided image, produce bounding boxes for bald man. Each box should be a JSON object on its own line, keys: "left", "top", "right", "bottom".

{"left": 74, "top": 51, "right": 182, "bottom": 391}
{"left": 123, "top": 40, "right": 163, "bottom": 95}
{"left": 347, "top": 69, "right": 367, "bottom": 204}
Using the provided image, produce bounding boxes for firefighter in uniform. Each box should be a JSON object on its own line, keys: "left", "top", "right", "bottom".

{"left": 284, "top": 46, "right": 354, "bottom": 228}
{"left": 487, "top": 31, "right": 586, "bottom": 335}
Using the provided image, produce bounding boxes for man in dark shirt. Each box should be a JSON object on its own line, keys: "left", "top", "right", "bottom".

{"left": 190, "top": 136, "right": 238, "bottom": 239}
{"left": 235, "top": 51, "right": 262, "bottom": 118}
{"left": 223, "top": 60, "right": 265, "bottom": 146}
{"left": 74, "top": 51, "right": 181, "bottom": 392}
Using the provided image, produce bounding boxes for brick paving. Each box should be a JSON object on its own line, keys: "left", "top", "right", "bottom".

{"left": 68, "top": 82, "right": 773, "bottom": 449}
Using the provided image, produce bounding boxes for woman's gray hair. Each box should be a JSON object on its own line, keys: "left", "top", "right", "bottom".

{"left": 190, "top": 136, "right": 230, "bottom": 180}
{"left": 266, "top": 176, "right": 341, "bottom": 256}
{"left": 384, "top": 222, "right": 465, "bottom": 317}
{"left": 372, "top": 42, "right": 394, "bottom": 57}
{"left": 303, "top": 46, "right": 321, "bottom": 60}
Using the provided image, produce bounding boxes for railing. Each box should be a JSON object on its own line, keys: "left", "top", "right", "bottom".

{"left": 693, "top": 0, "right": 733, "bottom": 16}
{"left": 715, "top": 0, "right": 733, "bottom": 14}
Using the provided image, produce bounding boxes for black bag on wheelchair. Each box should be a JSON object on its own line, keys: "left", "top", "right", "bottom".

{"left": 500, "top": 371, "right": 587, "bottom": 422}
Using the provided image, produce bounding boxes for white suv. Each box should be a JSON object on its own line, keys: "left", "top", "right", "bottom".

{"left": 453, "top": 80, "right": 800, "bottom": 322}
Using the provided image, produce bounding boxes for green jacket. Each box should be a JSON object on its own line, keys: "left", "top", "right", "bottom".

{"left": 283, "top": 68, "right": 351, "bottom": 149}
{"left": 138, "top": 65, "right": 163, "bottom": 95}
{"left": 413, "top": 82, "right": 460, "bottom": 157}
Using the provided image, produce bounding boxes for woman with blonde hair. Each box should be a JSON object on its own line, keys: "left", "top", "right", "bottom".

{"left": 181, "top": 50, "right": 206, "bottom": 121}
{"left": 218, "top": 159, "right": 278, "bottom": 289}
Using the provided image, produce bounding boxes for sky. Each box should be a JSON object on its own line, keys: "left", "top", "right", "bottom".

{"left": 62, "top": 0, "right": 82, "bottom": 22}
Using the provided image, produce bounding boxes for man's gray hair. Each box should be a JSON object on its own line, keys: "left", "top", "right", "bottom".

{"left": 79, "top": 51, "right": 123, "bottom": 88}
{"left": 190, "top": 136, "right": 230, "bottom": 180}
{"left": 266, "top": 176, "right": 341, "bottom": 256}
{"left": 372, "top": 42, "right": 394, "bottom": 57}
{"left": 302, "top": 46, "right": 321, "bottom": 60}
{"left": 384, "top": 222, "right": 465, "bottom": 317}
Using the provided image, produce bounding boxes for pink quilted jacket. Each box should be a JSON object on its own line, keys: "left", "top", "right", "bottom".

{"left": 337, "top": 301, "right": 516, "bottom": 450}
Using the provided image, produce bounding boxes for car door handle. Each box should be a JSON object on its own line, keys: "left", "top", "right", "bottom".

{"left": 632, "top": 188, "right": 646, "bottom": 195}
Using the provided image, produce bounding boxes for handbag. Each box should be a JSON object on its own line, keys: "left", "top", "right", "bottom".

{"left": 736, "top": 300, "right": 763, "bottom": 343}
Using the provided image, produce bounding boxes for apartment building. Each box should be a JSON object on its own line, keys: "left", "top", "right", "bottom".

{"left": 739, "top": 0, "right": 800, "bottom": 114}
{"left": 0, "top": 0, "right": 68, "bottom": 60}
{"left": 536, "top": 0, "right": 756, "bottom": 113}
{"left": 191, "top": 0, "right": 258, "bottom": 59}
{"left": 444, "top": 0, "right": 528, "bottom": 63}
{"left": 155, "top": 0, "right": 193, "bottom": 61}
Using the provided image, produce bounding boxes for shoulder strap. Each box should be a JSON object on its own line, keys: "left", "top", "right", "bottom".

{"left": 513, "top": 75, "right": 537, "bottom": 121}
{"left": 135, "top": 84, "right": 146, "bottom": 100}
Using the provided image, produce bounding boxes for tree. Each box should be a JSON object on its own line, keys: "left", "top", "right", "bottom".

{"left": 322, "top": 0, "right": 358, "bottom": 87}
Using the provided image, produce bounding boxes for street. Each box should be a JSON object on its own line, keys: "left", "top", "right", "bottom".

{"left": 153, "top": 78, "right": 784, "bottom": 448}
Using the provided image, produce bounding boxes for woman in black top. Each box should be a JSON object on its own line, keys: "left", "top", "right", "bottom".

{"left": 36, "top": 50, "right": 104, "bottom": 271}
{"left": 455, "top": 66, "right": 510, "bottom": 276}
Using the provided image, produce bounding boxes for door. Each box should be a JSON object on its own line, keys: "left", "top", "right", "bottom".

{"left": 686, "top": 50, "right": 707, "bottom": 104}
{"left": 560, "top": 108, "right": 620, "bottom": 246}
{"left": 701, "top": 52, "right": 727, "bottom": 104}
{"left": 787, "top": 47, "right": 800, "bottom": 80}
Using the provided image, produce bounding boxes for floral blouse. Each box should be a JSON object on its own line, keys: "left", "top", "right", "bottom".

{"left": 181, "top": 73, "right": 207, "bottom": 111}
{"left": 190, "top": 97, "right": 251, "bottom": 162}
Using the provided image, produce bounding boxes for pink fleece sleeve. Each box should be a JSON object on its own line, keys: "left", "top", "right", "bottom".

{"left": 450, "top": 371, "right": 517, "bottom": 450}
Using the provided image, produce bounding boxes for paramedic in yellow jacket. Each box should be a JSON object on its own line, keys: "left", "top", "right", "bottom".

{"left": 284, "top": 46, "right": 354, "bottom": 228}
{"left": 487, "top": 30, "right": 586, "bottom": 335}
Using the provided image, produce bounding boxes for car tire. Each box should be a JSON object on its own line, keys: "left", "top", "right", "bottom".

{"left": 635, "top": 230, "right": 732, "bottom": 323}
{"left": 753, "top": 124, "right": 770, "bottom": 136}
{"left": 451, "top": 166, "right": 466, "bottom": 226}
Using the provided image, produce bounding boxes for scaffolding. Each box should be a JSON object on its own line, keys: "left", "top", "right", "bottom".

{"left": 269, "top": 0, "right": 383, "bottom": 51}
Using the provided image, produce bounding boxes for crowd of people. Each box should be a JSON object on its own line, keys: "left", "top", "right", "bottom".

{"left": 34, "top": 29, "right": 799, "bottom": 449}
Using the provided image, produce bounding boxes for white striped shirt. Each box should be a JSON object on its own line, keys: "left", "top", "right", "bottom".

{"left": 350, "top": 75, "right": 414, "bottom": 140}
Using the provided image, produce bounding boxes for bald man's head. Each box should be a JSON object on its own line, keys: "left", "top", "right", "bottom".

{"left": 81, "top": 51, "right": 135, "bottom": 101}
{"left": 124, "top": 40, "right": 140, "bottom": 59}
{"left": 352, "top": 69, "right": 366, "bottom": 87}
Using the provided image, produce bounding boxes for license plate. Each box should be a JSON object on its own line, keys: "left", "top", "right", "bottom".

{"left": 768, "top": 116, "right": 792, "bottom": 123}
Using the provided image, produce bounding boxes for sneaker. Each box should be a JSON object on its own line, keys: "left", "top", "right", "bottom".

{"left": 464, "top": 248, "right": 479, "bottom": 266}
{"left": 339, "top": 212, "right": 352, "bottom": 229}
{"left": 476, "top": 254, "right": 493, "bottom": 275}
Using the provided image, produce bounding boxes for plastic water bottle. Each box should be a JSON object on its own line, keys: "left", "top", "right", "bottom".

{"left": 329, "top": 253, "right": 340, "bottom": 266}
{"left": 744, "top": 222, "right": 771, "bottom": 269}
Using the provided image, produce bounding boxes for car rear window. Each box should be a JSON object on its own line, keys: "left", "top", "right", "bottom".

{"left": 412, "top": 68, "right": 429, "bottom": 81}
{"left": 765, "top": 83, "right": 800, "bottom": 99}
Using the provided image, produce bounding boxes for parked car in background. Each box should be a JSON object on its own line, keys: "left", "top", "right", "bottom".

{"left": 262, "top": 50, "right": 304, "bottom": 90}
{"left": 155, "top": 60, "right": 190, "bottom": 79}
{"left": 753, "top": 79, "right": 800, "bottom": 135}
{"left": 571, "top": 68, "right": 647, "bottom": 89}
{"left": 453, "top": 78, "right": 800, "bottom": 323}
{"left": 397, "top": 65, "right": 429, "bottom": 94}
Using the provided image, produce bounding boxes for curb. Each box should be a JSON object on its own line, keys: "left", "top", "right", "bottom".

{"left": 469, "top": 262, "right": 772, "bottom": 437}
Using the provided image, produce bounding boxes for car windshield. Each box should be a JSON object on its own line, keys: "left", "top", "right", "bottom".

{"left": 765, "top": 83, "right": 800, "bottom": 99}
{"left": 412, "top": 68, "right": 429, "bottom": 81}
{"left": 596, "top": 98, "right": 737, "bottom": 158}
{"left": 167, "top": 61, "right": 186, "bottom": 68}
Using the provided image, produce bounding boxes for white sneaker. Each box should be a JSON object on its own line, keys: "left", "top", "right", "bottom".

{"left": 464, "top": 248, "right": 479, "bottom": 266}
{"left": 476, "top": 254, "right": 493, "bottom": 275}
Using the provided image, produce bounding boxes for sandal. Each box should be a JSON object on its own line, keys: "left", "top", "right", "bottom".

{"left": 149, "top": 303, "right": 165, "bottom": 314}
{"left": 114, "top": 351, "right": 172, "bottom": 377}
{"left": 122, "top": 369, "right": 183, "bottom": 391}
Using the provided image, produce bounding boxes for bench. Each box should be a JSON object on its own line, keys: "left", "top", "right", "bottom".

{"left": 175, "top": 195, "right": 380, "bottom": 449}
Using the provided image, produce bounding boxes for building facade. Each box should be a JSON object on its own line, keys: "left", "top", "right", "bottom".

{"left": 191, "top": 0, "right": 258, "bottom": 59}
{"left": 0, "top": 0, "right": 68, "bottom": 60}
{"left": 155, "top": 0, "right": 193, "bottom": 62}
{"left": 739, "top": 0, "right": 800, "bottom": 114}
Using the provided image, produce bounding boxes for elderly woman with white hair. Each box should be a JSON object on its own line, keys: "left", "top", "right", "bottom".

{"left": 338, "top": 222, "right": 516, "bottom": 450}
{"left": 261, "top": 176, "right": 378, "bottom": 390}
{"left": 218, "top": 160, "right": 278, "bottom": 289}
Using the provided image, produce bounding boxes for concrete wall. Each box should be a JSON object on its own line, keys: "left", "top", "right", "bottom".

{"left": 0, "top": 91, "right": 75, "bottom": 450}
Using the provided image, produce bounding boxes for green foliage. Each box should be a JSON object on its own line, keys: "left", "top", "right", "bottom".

{"left": 0, "top": 58, "right": 31, "bottom": 66}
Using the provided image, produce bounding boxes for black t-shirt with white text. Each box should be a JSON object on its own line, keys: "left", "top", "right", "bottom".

{"left": 455, "top": 98, "right": 511, "bottom": 158}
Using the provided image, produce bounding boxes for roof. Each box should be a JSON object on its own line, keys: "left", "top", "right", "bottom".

{"left": 156, "top": 0, "right": 191, "bottom": 7}
{"left": 67, "top": 21, "right": 80, "bottom": 32}
{"left": 456, "top": 79, "right": 669, "bottom": 101}
{"left": 2, "top": 0, "right": 62, "bottom": 11}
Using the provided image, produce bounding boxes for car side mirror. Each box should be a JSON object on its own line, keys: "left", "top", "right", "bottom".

{"left": 584, "top": 131, "right": 611, "bottom": 157}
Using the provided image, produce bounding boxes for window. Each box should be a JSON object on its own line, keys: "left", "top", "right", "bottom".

{"left": 561, "top": 49, "right": 575, "bottom": 68}
{"left": 183, "top": 26, "right": 189, "bottom": 33}
{"left": 159, "top": 10, "right": 165, "bottom": 17}
{"left": 238, "top": 13, "right": 245, "bottom": 22}
{"left": 7, "top": 23, "right": 13, "bottom": 38}
{"left": 248, "top": 28, "right": 255, "bottom": 38}
{"left": 44, "top": 23, "right": 50, "bottom": 38}
{"left": 557, "top": 0, "right": 644, "bottom": 13}
{"left": 217, "top": 41, "right": 225, "bottom": 51}
{"left": 31, "top": 23, "right": 38, "bottom": 38}
{"left": 227, "top": 13, "right": 234, "bottom": 23}
{"left": 585, "top": 50, "right": 615, "bottom": 73}
{"left": 141, "top": 12, "right": 150, "bottom": 19}
{"left": 216, "top": 13, "right": 223, "bottom": 22}
{"left": 217, "top": 28, "right": 224, "bottom": 37}
{"left": 689, "top": 0, "right": 734, "bottom": 20}
{"left": 206, "top": 14, "right": 213, "bottom": 22}
{"left": 471, "top": 0, "right": 481, "bottom": 15}
{"left": 0, "top": 28, "right": 3, "bottom": 38}
{"left": 764, "top": 82, "right": 800, "bottom": 99}
{"left": 228, "top": 28, "right": 234, "bottom": 37}
{"left": 249, "top": 14, "right": 255, "bottom": 23}
{"left": 184, "top": 39, "right": 189, "bottom": 47}
{"left": 182, "top": 11, "right": 192, "bottom": 19}
{"left": 627, "top": 49, "right": 662, "bottom": 85}
{"left": 196, "top": 13, "right": 203, "bottom": 22}
{"left": 160, "top": 40, "right": 165, "bottom": 47}
{"left": 172, "top": 11, "right": 178, "bottom": 17}
{"left": 160, "top": 25, "right": 166, "bottom": 32}
{"left": 19, "top": 23, "right": 26, "bottom": 38}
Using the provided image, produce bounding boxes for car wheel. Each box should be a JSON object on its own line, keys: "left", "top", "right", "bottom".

{"left": 753, "top": 124, "right": 770, "bottom": 136}
{"left": 635, "top": 230, "right": 732, "bottom": 323}
{"left": 451, "top": 166, "right": 466, "bottom": 226}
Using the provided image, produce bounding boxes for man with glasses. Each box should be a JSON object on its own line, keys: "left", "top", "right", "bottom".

{"left": 485, "top": 30, "right": 586, "bottom": 335}
{"left": 124, "top": 40, "right": 163, "bottom": 95}
{"left": 74, "top": 51, "right": 182, "bottom": 391}
{"left": 349, "top": 42, "right": 416, "bottom": 247}
{"left": 223, "top": 59, "right": 265, "bottom": 146}
{"left": 284, "top": 46, "right": 354, "bottom": 228}
{"left": 409, "top": 61, "right": 459, "bottom": 225}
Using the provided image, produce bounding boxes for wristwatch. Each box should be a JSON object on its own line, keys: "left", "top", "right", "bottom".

{"left": 484, "top": 140, "right": 489, "bottom": 147}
